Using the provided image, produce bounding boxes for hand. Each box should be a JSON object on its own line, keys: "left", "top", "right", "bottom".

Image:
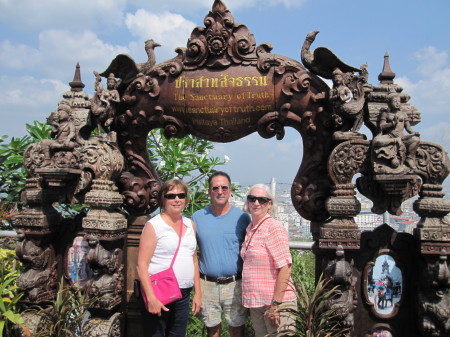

{"left": 192, "top": 292, "right": 202, "bottom": 315}
{"left": 147, "top": 298, "right": 169, "bottom": 316}
{"left": 265, "top": 306, "right": 280, "bottom": 327}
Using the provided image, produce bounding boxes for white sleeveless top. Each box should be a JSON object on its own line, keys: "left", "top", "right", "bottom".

{"left": 145, "top": 214, "right": 196, "bottom": 288}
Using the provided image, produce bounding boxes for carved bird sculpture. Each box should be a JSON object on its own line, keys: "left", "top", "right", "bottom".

{"left": 139, "top": 39, "right": 161, "bottom": 74}
{"left": 100, "top": 39, "right": 161, "bottom": 86}
{"left": 301, "top": 31, "right": 360, "bottom": 79}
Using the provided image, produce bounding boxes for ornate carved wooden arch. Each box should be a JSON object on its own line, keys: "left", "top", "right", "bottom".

{"left": 106, "top": 0, "right": 342, "bottom": 221}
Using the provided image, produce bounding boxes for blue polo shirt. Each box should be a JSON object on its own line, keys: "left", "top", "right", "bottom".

{"left": 193, "top": 205, "right": 251, "bottom": 278}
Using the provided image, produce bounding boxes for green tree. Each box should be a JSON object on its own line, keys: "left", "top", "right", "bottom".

{"left": 0, "top": 122, "right": 231, "bottom": 217}
{"left": 147, "top": 129, "right": 233, "bottom": 215}
{"left": 0, "top": 248, "right": 28, "bottom": 337}
{"left": 0, "top": 122, "right": 51, "bottom": 203}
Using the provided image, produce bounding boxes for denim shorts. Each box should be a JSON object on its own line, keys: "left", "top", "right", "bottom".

{"left": 196, "top": 279, "right": 248, "bottom": 327}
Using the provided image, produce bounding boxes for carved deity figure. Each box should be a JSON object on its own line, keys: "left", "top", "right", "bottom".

{"left": 40, "top": 102, "right": 76, "bottom": 166}
{"left": 330, "top": 68, "right": 352, "bottom": 104}
{"left": 329, "top": 66, "right": 369, "bottom": 134}
{"left": 91, "top": 72, "right": 120, "bottom": 133}
{"left": 372, "top": 93, "right": 420, "bottom": 174}
{"left": 15, "top": 233, "right": 57, "bottom": 302}
{"left": 324, "top": 246, "right": 357, "bottom": 327}
{"left": 85, "top": 236, "right": 122, "bottom": 310}
{"left": 418, "top": 252, "right": 450, "bottom": 336}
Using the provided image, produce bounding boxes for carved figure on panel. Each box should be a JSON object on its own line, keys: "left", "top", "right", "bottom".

{"left": 91, "top": 72, "right": 120, "bottom": 134}
{"left": 40, "top": 102, "right": 77, "bottom": 166}
{"left": 417, "top": 251, "right": 450, "bottom": 336}
{"left": 330, "top": 65, "right": 370, "bottom": 135}
{"left": 324, "top": 245, "right": 357, "bottom": 327}
{"left": 85, "top": 235, "right": 123, "bottom": 312}
{"left": 372, "top": 93, "right": 420, "bottom": 174}
{"left": 15, "top": 232, "right": 57, "bottom": 302}
{"left": 330, "top": 68, "right": 352, "bottom": 104}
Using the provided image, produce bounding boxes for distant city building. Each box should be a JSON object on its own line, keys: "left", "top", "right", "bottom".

{"left": 231, "top": 178, "right": 422, "bottom": 240}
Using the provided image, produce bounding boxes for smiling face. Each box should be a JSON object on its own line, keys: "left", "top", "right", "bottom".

{"left": 247, "top": 186, "right": 272, "bottom": 221}
{"left": 162, "top": 186, "right": 187, "bottom": 215}
{"left": 208, "top": 175, "right": 231, "bottom": 208}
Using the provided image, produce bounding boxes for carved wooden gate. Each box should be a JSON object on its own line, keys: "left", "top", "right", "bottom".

{"left": 14, "top": 1, "right": 449, "bottom": 336}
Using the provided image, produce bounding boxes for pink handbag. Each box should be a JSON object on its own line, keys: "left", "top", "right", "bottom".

{"left": 142, "top": 218, "right": 183, "bottom": 306}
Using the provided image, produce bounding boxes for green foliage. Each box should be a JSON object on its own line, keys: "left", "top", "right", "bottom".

{"left": 274, "top": 274, "right": 350, "bottom": 337}
{"left": 0, "top": 200, "right": 18, "bottom": 231}
{"left": 52, "top": 202, "right": 90, "bottom": 219}
{"left": 186, "top": 250, "right": 317, "bottom": 337}
{"left": 25, "top": 278, "right": 88, "bottom": 337}
{"left": 147, "top": 129, "right": 233, "bottom": 214}
{"left": 0, "top": 248, "right": 28, "bottom": 337}
{"left": 291, "top": 250, "right": 316, "bottom": 297}
{"left": 0, "top": 121, "right": 51, "bottom": 203}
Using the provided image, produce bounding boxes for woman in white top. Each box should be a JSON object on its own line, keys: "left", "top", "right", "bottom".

{"left": 137, "top": 178, "right": 201, "bottom": 337}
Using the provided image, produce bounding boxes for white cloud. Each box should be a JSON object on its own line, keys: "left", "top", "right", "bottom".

{"left": 0, "top": 76, "right": 69, "bottom": 137}
{"left": 38, "top": 30, "right": 130, "bottom": 77}
{"left": 128, "top": 0, "right": 308, "bottom": 13}
{"left": 414, "top": 46, "right": 448, "bottom": 77}
{"left": 125, "top": 10, "right": 196, "bottom": 62}
{"left": 420, "top": 122, "right": 450, "bottom": 150}
{"left": 0, "top": 0, "right": 126, "bottom": 31}
{"left": 0, "top": 41, "right": 40, "bottom": 70}
{"left": 396, "top": 46, "right": 450, "bottom": 116}
{"left": 0, "top": 30, "right": 129, "bottom": 80}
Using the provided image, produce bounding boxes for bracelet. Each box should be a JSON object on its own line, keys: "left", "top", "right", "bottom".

{"left": 271, "top": 299, "right": 282, "bottom": 306}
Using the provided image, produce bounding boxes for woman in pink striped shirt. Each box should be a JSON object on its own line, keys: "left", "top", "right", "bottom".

{"left": 241, "top": 184, "right": 297, "bottom": 337}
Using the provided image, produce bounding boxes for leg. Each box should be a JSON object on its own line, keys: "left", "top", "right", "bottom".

{"left": 140, "top": 303, "right": 168, "bottom": 337}
{"left": 229, "top": 325, "right": 245, "bottom": 337}
{"left": 197, "top": 279, "right": 222, "bottom": 336}
{"left": 277, "top": 301, "right": 297, "bottom": 334}
{"left": 206, "top": 324, "right": 221, "bottom": 337}
{"left": 224, "top": 280, "right": 248, "bottom": 337}
{"left": 166, "top": 287, "right": 192, "bottom": 337}
{"left": 250, "top": 307, "right": 269, "bottom": 337}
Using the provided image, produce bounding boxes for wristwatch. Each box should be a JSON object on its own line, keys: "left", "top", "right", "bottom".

{"left": 271, "top": 299, "right": 282, "bottom": 306}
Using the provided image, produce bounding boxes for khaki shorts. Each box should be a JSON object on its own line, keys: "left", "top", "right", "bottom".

{"left": 249, "top": 300, "right": 297, "bottom": 337}
{"left": 196, "top": 278, "right": 248, "bottom": 328}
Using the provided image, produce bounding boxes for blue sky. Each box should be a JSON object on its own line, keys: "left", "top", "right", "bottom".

{"left": 1, "top": 0, "right": 449, "bottom": 186}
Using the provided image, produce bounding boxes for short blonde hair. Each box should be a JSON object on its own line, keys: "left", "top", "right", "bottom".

{"left": 157, "top": 178, "right": 190, "bottom": 210}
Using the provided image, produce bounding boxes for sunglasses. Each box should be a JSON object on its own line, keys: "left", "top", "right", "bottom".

{"left": 164, "top": 193, "right": 187, "bottom": 200}
{"left": 247, "top": 195, "right": 271, "bottom": 204}
{"left": 211, "top": 185, "right": 229, "bottom": 192}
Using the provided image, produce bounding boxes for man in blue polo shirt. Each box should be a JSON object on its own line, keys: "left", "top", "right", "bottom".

{"left": 193, "top": 171, "right": 251, "bottom": 337}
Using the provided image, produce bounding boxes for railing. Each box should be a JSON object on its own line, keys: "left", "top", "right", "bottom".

{"left": 289, "top": 241, "right": 313, "bottom": 250}
{"left": 0, "top": 230, "right": 17, "bottom": 237}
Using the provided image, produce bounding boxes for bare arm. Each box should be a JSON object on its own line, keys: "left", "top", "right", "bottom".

{"left": 136, "top": 222, "right": 168, "bottom": 315}
{"left": 267, "top": 264, "right": 292, "bottom": 327}
{"left": 272, "top": 264, "right": 293, "bottom": 304}
{"left": 191, "top": 221, "right": 202, "bottom": 315}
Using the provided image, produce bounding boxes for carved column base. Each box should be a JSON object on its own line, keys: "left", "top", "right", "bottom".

{"left": 84, "top": 179, "right": 124, "bottom": 209}
{"left": 14, "top": 208, "right": 59, "bottom": 235}
{"left": 320, "top": 218, "right": 361, "bottom": 249}
{"left": 414, "top": 220, "right": 450, "bottom": 254}
{"left": 82, "top": 179, "right": 127, "bottom": 240}
{"left": 83, "top": 209, "right": 127, "bottom": 240}
{"left": 414, "top": 197, "right": 450, "bottom": 219}
{"left": 35, "top": 167, "right": 81, "bottom": 187}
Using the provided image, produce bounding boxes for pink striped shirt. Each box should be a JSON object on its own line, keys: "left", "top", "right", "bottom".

{"left": 240, "top": 216, "right": 296, "bottom": 308}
